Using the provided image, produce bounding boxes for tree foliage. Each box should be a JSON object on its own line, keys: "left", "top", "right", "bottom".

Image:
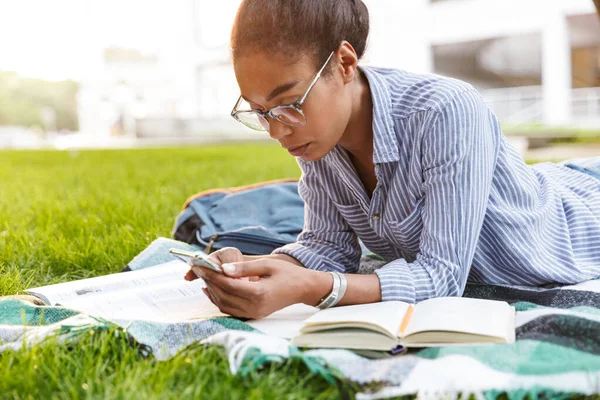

{"left": 0, "top": 71, "right": 79, "bottom": 130}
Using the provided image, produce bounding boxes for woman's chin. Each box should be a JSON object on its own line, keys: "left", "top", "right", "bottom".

{"left": 298, "top": 144, "right": 327, "bottom": 162}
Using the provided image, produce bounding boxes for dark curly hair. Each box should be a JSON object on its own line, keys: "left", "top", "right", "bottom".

{"left": 231, "top": 0, "right": 370, "bottom": 74}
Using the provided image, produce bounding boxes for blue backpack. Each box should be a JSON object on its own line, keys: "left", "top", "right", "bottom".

{"left": 171, "top": 180, "right": 304, "bottom": 255}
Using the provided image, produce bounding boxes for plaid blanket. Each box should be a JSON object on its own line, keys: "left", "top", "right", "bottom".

{"left": 199, "top": 278, "right": 600, "bottom": 399}
{"left": 0, "top": 299, "right": 255, "bottom": 360}
{"left": 314, "top": 279, "right": 600, "bottom": 399}
{"left": 1, "top": 239, "right": 599, "bottom": 398}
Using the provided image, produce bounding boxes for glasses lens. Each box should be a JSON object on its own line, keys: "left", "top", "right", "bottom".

{"left": 235, "top": 111, "right": 269, "bottom": 131}
{"left": 271, "top": 106, "right": 306, "bottom": 126}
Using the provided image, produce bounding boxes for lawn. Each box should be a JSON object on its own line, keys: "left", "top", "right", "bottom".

{"left": 0, "top": 144, "right": 356, "bottom": 399}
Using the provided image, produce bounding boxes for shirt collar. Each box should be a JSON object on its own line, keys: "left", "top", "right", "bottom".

{"left": 358, "top": 65, "right": 400, "bottom": 164}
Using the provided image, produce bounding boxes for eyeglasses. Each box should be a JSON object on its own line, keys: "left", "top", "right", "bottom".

{"left": 230, "top": 51, "right": 335, "bottom": 132}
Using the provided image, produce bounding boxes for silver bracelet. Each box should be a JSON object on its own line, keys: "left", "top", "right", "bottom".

{"left": 316, "top": 271, "right": 347, "bottom": 309}
{"left": 332, "top": 272, "right": 347, "bottom": 307}
{"left": 316, "top": 272, "right": 340, "bottom": 309}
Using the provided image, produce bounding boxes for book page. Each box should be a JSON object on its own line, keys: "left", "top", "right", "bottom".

{"left": 60, "top": 278, "right": 227, "bottom": 322}
{"left": 246, "top": 303, "right": 319, "bottom": 339}
{"left": 404, "top": 297, "right": 513, "bottom": 340}
{"left": 25, "top": 260, "right": 191, "bottom": 305}
{"left": 303, "top": 301, "right": 410, "bottom": 338}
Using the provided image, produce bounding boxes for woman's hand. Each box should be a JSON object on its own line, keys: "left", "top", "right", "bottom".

{"left": 184, "top": 247, "right": 244, "bottom": 281}
{"left": 193, "top": 258, "right": 328, "bottom": 319}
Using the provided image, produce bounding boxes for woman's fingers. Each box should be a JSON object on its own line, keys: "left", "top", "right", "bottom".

{"left": 209, "top": 247, "right": 244, "bottom": 266}
{"left": 184, "top": 269, "right": 199, "bottom": 281}
{"left": 221, "top": 259, "right": 274, "bottom": 278}
{"left": 194, "top": 265, "right": 259, "bottom": 298}
{"left": 204, "top": 284, "right": 247, "bottom": 317}
{"left": 202, "top": 287, "right": 215, "bottom": 304}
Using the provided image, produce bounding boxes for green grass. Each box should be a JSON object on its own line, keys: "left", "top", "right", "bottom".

{"left": 0, "top": 144, "right": 360, "bottom": 399}
{"left": 502, "top": 123, "right": 600, "bottom": 142}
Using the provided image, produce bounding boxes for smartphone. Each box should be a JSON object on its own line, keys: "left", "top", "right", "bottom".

{"left": 169, "top": 248, "right": 223, "bottom": 274}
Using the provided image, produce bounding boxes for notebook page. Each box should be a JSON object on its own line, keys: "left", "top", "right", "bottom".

{"left": 303, "top": 301, "right": 410, "bottom": 338}
{"left": 60, "top": 278, "right": 226, "bottom": 322}
{"left": 404, "top": 297, "right": 512, "bottom": 339}
{"left": 26, "top": 260, "right": 190, "bottom": 305}
{"left": 247, "top": 303, "right": 319, "bottom": 338}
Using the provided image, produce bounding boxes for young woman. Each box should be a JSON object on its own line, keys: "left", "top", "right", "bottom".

{"left": 187, "top": 0, "right": 600, "bottom": 319}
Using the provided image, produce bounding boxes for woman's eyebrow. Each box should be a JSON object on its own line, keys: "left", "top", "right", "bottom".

{"left": 266, "top": 80, "right": 299, "bottom": 102}
{"left": 241, "top": 80, "right": 300, "bottom": 106}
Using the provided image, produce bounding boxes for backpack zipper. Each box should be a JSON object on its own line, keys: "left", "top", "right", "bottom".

{"left": 203, "top": 231, "right": 291, "bottom": 254}
{"left": 204, "top": 233, "right": 219, "bottom": 254}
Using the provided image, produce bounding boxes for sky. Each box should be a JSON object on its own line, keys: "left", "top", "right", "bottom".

{"left": 0, "top": 0, "right": 238, "bottom": 81}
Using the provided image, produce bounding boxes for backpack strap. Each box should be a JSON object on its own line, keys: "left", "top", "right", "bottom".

{"left": 181, "top": 178, "right": 298, "bottom": 209}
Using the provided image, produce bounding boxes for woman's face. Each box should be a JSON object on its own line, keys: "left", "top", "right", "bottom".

{"left": 233, "top": 50, "right": 353, "bottom": 162}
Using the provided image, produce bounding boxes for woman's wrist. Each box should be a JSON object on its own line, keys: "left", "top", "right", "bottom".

{"left": 301, "top": 270, "right": 334, "bottom": 307}
{"left": 299, "top": 270, "right": 383, "bottom": 307}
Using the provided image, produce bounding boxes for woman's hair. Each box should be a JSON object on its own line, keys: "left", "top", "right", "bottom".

{"left": 231, "top": 0, "right": 370, "bottom": 73}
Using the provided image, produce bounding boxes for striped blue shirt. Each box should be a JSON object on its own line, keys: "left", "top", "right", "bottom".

{"left": 272, "top": 66, "right": 600, "bottom": 303}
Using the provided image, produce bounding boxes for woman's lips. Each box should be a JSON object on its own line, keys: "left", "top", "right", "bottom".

{"left": 287, "top": 143, "right": 309, "bottom": 157}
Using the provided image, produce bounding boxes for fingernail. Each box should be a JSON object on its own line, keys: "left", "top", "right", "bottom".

{"left": 222, "top": 263, "right": 236, "bottom": 274}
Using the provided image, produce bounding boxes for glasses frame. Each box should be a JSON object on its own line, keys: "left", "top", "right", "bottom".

{"left": 230, "top": 51, "right": 335, "bottom": 131}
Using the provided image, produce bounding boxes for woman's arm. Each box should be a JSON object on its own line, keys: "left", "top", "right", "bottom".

{"left": 193, "top": 257, "right": 382, "bottom": 319}
{"left": 247, "top": 258, "right": 382, "bottom": 305}
{"left": 301, "top": 271, "right": 382, "bottom": 306}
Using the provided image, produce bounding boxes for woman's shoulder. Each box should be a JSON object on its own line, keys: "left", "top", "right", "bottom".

{"left": 360, "top": 66, "right": 481, "bottom": 117}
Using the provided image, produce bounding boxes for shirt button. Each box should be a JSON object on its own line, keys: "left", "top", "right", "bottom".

{"left": 372, "top": 213, "right": 381, "bottom": 221}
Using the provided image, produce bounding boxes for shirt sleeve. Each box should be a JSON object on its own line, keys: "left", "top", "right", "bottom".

{"left": 272, "top": 161, "right": 362, "bottom": 273}
{"left": 375, "top": 89, "right": 498, "bottom": 303}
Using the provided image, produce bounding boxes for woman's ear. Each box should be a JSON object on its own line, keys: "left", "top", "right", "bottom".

{"left": 337, "top": 41, "right": 360, "bottom": 85}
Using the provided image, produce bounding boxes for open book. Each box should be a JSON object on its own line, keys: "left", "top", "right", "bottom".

{"left": 292, "top": 297, "right": 515, "bottom": 350}
{"left": 25, "top": 260, "right": 227, "bottom": 322}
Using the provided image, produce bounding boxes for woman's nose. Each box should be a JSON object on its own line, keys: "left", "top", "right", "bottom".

{"left": 267, "top": 119, "right": 292, "bottom": 141}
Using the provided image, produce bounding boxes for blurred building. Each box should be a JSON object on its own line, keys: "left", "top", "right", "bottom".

{"left": 77, "top": 0, "right": 253, "bottom": 139}
{"left": 77, "top": 47, "right": 169, "bottom": 137}
{"left": 77, "top": 0, "right": 600, "bottom": 138}
{"left": 367, "top": 0, "right": 600, "bottom": 128}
